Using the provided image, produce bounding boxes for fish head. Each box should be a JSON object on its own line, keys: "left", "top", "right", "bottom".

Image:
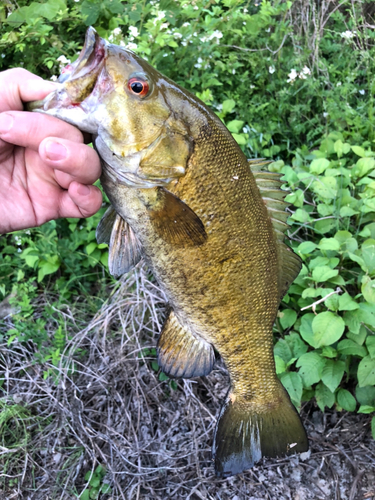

{"left": 29, "top": 27, "right": 191, "bottom": 187}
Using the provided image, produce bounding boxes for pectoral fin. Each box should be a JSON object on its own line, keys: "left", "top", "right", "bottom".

{"left": 139, "top": 187, "right": 207, "bottom": 247}
{"left": 96, "top": 205, "right": 142, "bottom": 277}
{"left": 158, "top": 310, "right": 215, "bottom": 378}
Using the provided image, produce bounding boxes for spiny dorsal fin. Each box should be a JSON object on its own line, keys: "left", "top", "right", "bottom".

{"left": 157, "top": 309, "right": 215, "bottom": 378}
{"left": 96, "top": 205, "right": 143, "bottom": 277}
{"left": 248, "top": 159, "right": 302, "bottom": 298}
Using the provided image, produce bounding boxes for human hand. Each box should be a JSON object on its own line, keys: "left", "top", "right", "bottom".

{"left": 0, "top": 68, "right": 102, "bottom": 235}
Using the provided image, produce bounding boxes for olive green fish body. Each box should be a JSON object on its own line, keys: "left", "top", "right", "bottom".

{"left": 29, "top": 27, "right": 308, "bottom": 477}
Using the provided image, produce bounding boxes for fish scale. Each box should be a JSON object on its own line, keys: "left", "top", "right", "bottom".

{"left": 28, "top": 26, "right": 308, "bottom": 477}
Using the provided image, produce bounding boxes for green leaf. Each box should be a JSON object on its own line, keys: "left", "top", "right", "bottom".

{"left": 358, "top": 355, "right": 375, "bottom": 387}
{"left": 372, "top": 416, "right": 375, "bottom": 440}
{"left": 321, "top": 346, "right": 337, "bottom": 358}
{"left": 296, "top": 351, "right": 325, "bottom": 386}
{"left": 86, "top": 242, "right": 97, "bottom": 255}
{"left": 222, "top": 99, "right": 235, "bottom": 114}
{"left": 81, "top": 0, "right": 101, "bottom": 25}
{"left": 337, "top": 389, "right": 356, "bottom": 412}
{"left": 357, "top": 405, "right": 375, "bottom": 414}
{"left": 353, "top": 157, "right": 375, "bottom": 178}
{"left": 285, "top": 333, "right": 308, "bottom": 358}
{"left": 300, "top": 313, "right": 318, "bottom": 348}
{"left": 312, "top": 176, "right": 337, "bottom": 199}
{"left": 274, "top": 339, "right": 293, "bottom": 363}
{"left": 279, "top": 309, "right": 297, "bottom": 330}
{"left": 274, "top": 355, "right": 286, "bottom": 374}
{"left": 79, "top": 490, "right": 90, "bottom": 500}
{"left": 310, "top": 158, "right": 330, "bottom": 174}
{"left": 315, "top": 382, "right": 335, "bottom": 411}
{"left": 311, "top": 266, "right": 338, "bottom": 283}
{"left": 321, "top": 359, "right": 345, "bottom": 392}
{"left": 319, "top": 238, "right": 340, "bottom": 252}
{"left": 352, "top": 145, "right": 366, "bottom": 157}
{"left": 362, "top": 275, "right": 375, "bottom": 304}
{"left": 280, "top": 372, "right": 303, "bottom": 406}
{"left": 297, "top": 241, "right": 317, "bottom": 254}
{"left": 338, "top": 293, "right": 359, "bottom": 311}
{"left": 337, "top": 339, "right": 367, "bottom": 357}
{"left": 312, "top": 312, "right": 345, "bottom": 347}
{"left": 159, "top": 371, "right": 169, "bottom": 381}
{"left": 227, "top": 119, "right": 244, "bottom": 134}
{"left": 356, "top": 385, "right": 375, "bottom": 406}
{"left": 362, "top": 239, "right": 375, "bottom": 275}
{"left": 366, "top": 336, "right": 375, "bottom": 359}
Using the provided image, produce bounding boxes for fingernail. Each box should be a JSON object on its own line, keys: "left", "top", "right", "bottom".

{"left": 77, "top": 184, "right": 90, "bottom": 196}
{"left": 45, "top": 141, "right": 67, "bottom": 161}
{"left": 0, "top": 113, "right": 14, "bottom": 133}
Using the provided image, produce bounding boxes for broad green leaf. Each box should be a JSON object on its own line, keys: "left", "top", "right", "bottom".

{"left": 310, "top": 158, "right": 330, "bottom": 174}
{"left": 357, "top": 405, "right": 375, "bottom": 414}
{"left": 352, "top": 157, "right": 375, "bottom": 178}
{"left": 300, "top": 313, "right": 318, "bottom": 348}
{"left": 321, "top": 359, "right": 345, "bottom": 392}
{"left": 315, "top": 382, "right": 335, "bottom": 411}
{"left": 222, "top": 99, "right": 235, "bottom": 114}
{"left": 366, "top": 336, "right": 375, "bottom": 359}
{"left": 297, "top": 241, "right": 317, "bottom": 254}
{"left": 290, "top": 209, "right": 312, "bottom": 223}
{"left": 296, "top": 351, "right": 325, "bottom": 386}
{"left": 86, "top": 242, "right": 97, "bottom": 255}
{"left": 285, "top": 333, "right": 308, "bottom": 358}
{"left": 362, "top": 276, "right": 375, "bottom": 304}
{"left": 324, "top": 293, "right": 339, "bottom": 312}
{"left": 280, "top": 372, "right": 303, "bottom": 406}
{"left": 351, "top": 145, "right": 366, "bottom": 157}
{"left": 279, "top": 309, "right": 297, "bottom": 330}
{"left": 311, "top": 266, "right": 338, "bottom": 283}
{"left": 358, "top": 355, "right": 375, "bottom": 387}
{"left": 355, "top": 385, "right": 375, "bottom": 406}
{"left": 274, "top": 355, "right": 286, "bottom": 374}
{"left": 337, "top": 389, "right": 356, "bottom": 411}
{"left": 321, "top": 346, "right": 337, "bottom": 358}
{"left": 337, "top": 339, "right": 367, "bottom": 357}
{"left": 314, "top": 218, "right": 336, "bottom": 234}
{"left": 338, "top": 293, "right": 359, "bottom": 311}
{"left": 362, "top": 239, "right": 375, "bottom": 275}
{"left": 232, "top": 133, "right": 247, "bottom": 145}
{"left": 339, "top": 206, "right": 359, "bottom": 217}
{"left": 312, "top": 312, "right": 345, "bottom": 347}
{"left": 227, "top": 119, "right": 244, "bottom": 134}
{"left": 274, "top": 339, "right": 293, "bottom": 363}
{"left": 312, "top": 177, "right": 337, "bottom": 199}
{"left": 348, "top": 252, "right": 365, "bottom": 268}
{"left": 319, "top": 238, "right": 340, "bottom": 252}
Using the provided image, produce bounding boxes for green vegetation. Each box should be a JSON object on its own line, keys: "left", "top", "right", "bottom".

{"left": 1, "top": 2, "right": 375, "bottom": 490}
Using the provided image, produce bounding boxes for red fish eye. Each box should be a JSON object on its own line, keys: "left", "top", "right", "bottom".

{"left": 128, "top": 77, "right": 149, "bottom": 97}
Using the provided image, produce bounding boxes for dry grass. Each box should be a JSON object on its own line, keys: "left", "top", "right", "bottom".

{"left": 1, "top": 263, "right": 375, "bottom": 500}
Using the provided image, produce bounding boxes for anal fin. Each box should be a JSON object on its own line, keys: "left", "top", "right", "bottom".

{"left": 157, "top": 310, "right": 215, "bottom": 378}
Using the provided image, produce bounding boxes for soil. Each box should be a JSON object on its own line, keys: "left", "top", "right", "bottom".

{"left": 1, "top": 266, "right": 374, "bottom": 500}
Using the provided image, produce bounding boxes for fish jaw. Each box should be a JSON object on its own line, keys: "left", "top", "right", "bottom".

{"left": 27, "top": 27, "right": 110, "bottom": 134}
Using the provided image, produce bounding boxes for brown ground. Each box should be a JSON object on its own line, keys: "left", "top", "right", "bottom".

{"left": 0, "top": 265, "right": 374, "bottom": 500}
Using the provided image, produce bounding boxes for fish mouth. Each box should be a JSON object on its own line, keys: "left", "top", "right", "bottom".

{"left": 27, "top": 27, "right": 106, "bottom": 112}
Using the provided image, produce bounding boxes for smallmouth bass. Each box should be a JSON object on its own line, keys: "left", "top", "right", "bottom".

{"left": 29, "top": 27, "right": 308, "bottom": 477}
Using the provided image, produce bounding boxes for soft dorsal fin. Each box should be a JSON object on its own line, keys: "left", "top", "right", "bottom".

{"left": 158, "top": 309, "right": 215, "bottom": 379}
{"left": 96, "top": 206, "right": 143, "bottom": 277}
{"left": 248, "top": 159, "right": 302, "bottom": 298}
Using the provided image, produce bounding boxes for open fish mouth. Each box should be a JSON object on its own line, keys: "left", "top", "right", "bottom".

{"left": 27, "top": 27, "right": 107, "bottom": 112}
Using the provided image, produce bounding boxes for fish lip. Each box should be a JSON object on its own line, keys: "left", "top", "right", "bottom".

{"left": 58, "top": 27, "right": 106, "bottom": 84}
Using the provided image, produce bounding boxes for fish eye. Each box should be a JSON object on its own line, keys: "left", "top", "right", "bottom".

{"left": 127, "top": 75, "right": 150, "bottom": 98}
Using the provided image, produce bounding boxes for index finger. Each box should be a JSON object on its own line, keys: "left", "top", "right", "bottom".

{"left": 0, "top": 68, "right": 61, "bottom": 113}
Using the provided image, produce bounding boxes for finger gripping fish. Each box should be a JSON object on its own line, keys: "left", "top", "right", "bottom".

{"left": 29, "top": 27, "right": 308, "bottom": 477}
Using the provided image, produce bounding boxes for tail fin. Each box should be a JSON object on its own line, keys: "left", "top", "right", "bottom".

{"left": 213, "top": 382, "right": 308, "bottom": 477}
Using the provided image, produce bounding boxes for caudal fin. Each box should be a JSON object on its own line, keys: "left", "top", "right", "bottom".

{"left": 213, "top": 382, "right": 308, "bottom": 477}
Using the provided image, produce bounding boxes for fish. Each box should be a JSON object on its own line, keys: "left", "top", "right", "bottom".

{"left": 28, "top": 27, "right": 308, "bottom": 477}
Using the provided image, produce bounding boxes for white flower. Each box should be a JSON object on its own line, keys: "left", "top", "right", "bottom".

{"left": 182, "top": 22, "right": 190, "bottom": 27}
{"left": 119, "top": 40, "right": 126, "bottom": 47}
{"left": 74, "top": 0, "right": 80, "bottom": 2}
{"left": 211, "top": 30, "right": 223, "bottom": 39}
{"left": 163, "top": 53, "right": 168, "bottom": 57}
{"left": 173, "top": 32, "right": 183, "bottom": 39}
{"left": 269, "top": 65, "right": 275, "bottom": 74}
{"left": 341, "top": 30, "right": 355, "bottom": 40}
{"left": 323, "top": 112, "right": 328, "bottom": 118}
{"left": 1, "top": 54, "right": 5, "bottom": 58}
{"left": 250, "top": 84, "right": 255, "bottom": 89}
{"left": 336, "top": 81, "right": 342, "bottom": 86}
{"left": 194, "top": 57, "right": 203, "bottom": 69}
{"left": 181, "top": 41, "right": 187, "bottom": 46}
{"left": 299, "top": 65, "right": 311, "bottom": 79}
{"left": 287, "top": 68, "right": 298, "bottom": 83}
{"left": 160, "top": 23, "right": 169, "bottom": 30}
{"left": 193, "top": 5, "right": 198, "bottom": 9}
{"left": 112, "top": 27, "right": 122, "bottom": 36}
{"left": 50, "top": 75, "right": 58, "bottom": 81}
{"left": 265, "top": 27, "right": 271, "bottom": 32}
{"left": 359, "top": 89, "right": 365, "bottom": 95}
{"left": 232, "top": 69, "right": 236, "bottom": 74}
{"left": 156, "top": 11, "right": 166, "bottom": 21}
{"left": 243, "top": 7, "right": 248, "bottom": 13}
{"left": 126, "top": 42, "right": 137, "bottom": 51}
{"left": 57, "top": 55, "right": 70, "bottom": 65}
{"left": 129, "top": 26, "right": 139, "bottom": 37}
